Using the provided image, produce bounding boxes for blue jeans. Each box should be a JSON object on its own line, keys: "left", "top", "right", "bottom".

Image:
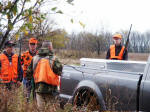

{"left": 23, "top": 78, "right": 32, "bottom": 101}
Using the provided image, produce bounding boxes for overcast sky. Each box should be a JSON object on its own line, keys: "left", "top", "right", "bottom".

{"left": 46, "top": 0, "right": 150, "bottom": 34}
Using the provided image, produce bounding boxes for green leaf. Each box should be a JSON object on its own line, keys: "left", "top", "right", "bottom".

{"left": 21, "top": 11, "right": 24, "bottom": 16}
{"left": 7, "top": 13, "right": 10, "bottom": 19}
{"left": 0, "top": 4, "right": 2, "bottom": 11}
{"left": 7, "top": 1, "right": 12, "bottom": 8}
{"left": 67, "top": 0, "right": 74, "bottom": 3}
{"left": 67, "top": 0, "right": 74, "bottom": 5}
{"left": 79, "top": 21, "right": 85, "bottom": 28}
{"left": 56, "top": 10, "right": 63, "bottom": 14}
{"left": 36, "top": 17, "right": 40, "bottom": 21}
{"left": 28, "top": 9, "right": 32, "bottom": 16}
{"left": 15, "top": 34, "right": 19, "bottom": 40}
{"left": 70, "top": 18, "right": 73, "bottom": 23}
{"left": 12, "top": 5, "right": 17, "bottom": 16}
{"left": 41, "top": 14, "right": 45, "bottom": 19}
{"left": 20, "top": 26, "right": 26, "bottom": 31}
{"left": 29, "top": 16, "right": 33, "bottom": 23}
{"left": 51, "top": 7, "right": 57, "bottom": 11}
{"left": 8, "top": 23, "right": 13, "bottom": 30}
{"left": 27, "top": 23, "right": 33, "bottom": 30}
{"left": 24, "top": 30, "right": 28, "bottom": 36}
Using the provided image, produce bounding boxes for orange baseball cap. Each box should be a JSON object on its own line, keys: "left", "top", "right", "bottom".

{"left": 29, "top": 37, "right": 38, "bottom": 44}
{"left": 113, "top": 34, "right": 122, "bottom": 39}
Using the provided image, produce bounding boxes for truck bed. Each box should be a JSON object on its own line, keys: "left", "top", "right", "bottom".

{"left": 80, "top": 58, "right": 146, "bottom": 73}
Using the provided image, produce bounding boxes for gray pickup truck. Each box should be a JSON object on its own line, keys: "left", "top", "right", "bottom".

{"left": 59, "top": 57, "right": 150, "bottom": 111}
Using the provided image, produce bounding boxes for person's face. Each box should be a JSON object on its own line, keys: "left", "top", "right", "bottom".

{"left": 113, "top": 37, "right": 122, "bottom": 46}
{"left": 29, "top": 43, "right": 37, "bottom": 52}
{"left": 48, "top": 44, "right": 53, "bottom": 52}
{"left": 6, "top": 46, "right": 13, "bottom": 54}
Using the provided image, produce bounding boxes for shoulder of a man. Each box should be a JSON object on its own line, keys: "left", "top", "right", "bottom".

{"left": 53, "top": 57, "right": 61, "bottom": 63}
{"left": 32, "top": 55, "right": 42, "bottom": 66}
{"left": 21, "top": 50, "right": 29, "bottom": 57}
{"left": 0, "top": 53, "right": 5, "bottom": 61}
{"left": 53, "top": 57, "right": 62, "bottom": 72}
{"left": 122, "top": 45, "right": 125, "bottom": 48}
{"left": 13, "top": 53, "right": 18, "bottom": 56}
{"left": 0, "top": 53, "right": 4, "bottom": 57}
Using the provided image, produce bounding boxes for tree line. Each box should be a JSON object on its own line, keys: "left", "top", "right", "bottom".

{"left": 65, "top": 30, "right": 150, "bottom": 55}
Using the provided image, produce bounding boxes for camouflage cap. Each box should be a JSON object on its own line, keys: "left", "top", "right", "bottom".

{"left": 42, "top": 41, "right": 53, "bottom": 52}
{"left": 5, "top": 40, "right": 16, "bottom": 47}
{"left": 42, "top": 41, "right": 52, "bottom": 48}
{"left": 38, "top": 48, "right": 49, "bottom": 56}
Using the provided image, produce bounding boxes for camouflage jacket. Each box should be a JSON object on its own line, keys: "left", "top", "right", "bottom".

{"left": 26, "top": 48, "right": 63, "bottom": 93}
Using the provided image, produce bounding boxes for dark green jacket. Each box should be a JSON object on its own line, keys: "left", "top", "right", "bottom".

{"left": 26, "top": 48, "right": 63, "bottom": 94}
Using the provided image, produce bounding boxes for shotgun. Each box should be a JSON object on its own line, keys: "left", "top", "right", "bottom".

{"left": 17, "top": 36, "right": 23, "bottom": 82}
{"left": 124, "top": 24, "right": 132, "bottom": 54}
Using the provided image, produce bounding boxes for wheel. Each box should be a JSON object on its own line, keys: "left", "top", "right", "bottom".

{"left": 73, "top": 89, "right": 100, "bottom": 111}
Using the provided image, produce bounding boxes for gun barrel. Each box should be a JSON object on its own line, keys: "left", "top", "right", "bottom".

{"left": 125, "top": 24, "right": 132, "bottom": 49}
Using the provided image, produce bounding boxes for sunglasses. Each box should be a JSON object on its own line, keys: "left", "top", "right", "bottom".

{"left": 113, "top": 37, "right": 121, "bottom": 40}
{"left": 30, "top": 43, "right": 36, "bottom": 45}
{"left": 7, "top": 46, "right": 13, "bottom": 48}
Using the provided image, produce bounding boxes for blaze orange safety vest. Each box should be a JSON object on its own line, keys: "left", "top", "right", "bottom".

{"left": 0, "top": 54, "right": 18, "bottom": 83}
{"left": 21, "top": 51, "right": 37, "bottom": 77}
{"left": 33, "top": 57, "right": 59, "bottom": 86}
{"left": 110, "top": 45, "right": 125, "bottom": 60}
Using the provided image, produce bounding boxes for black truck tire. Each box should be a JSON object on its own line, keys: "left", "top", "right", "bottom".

{"left": 73, "top": 88, "right": 100, "bottom": 111}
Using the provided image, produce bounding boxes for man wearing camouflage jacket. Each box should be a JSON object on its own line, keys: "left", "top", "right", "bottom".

{"left": 26, "top": 41, "right": 63, "bottom": 111}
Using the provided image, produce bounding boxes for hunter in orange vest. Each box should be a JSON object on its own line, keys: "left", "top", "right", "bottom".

{"left": 21, "top": 37, "right": 38, "bottom": 102}
{"left": 26, "top": 41, "right": 62, "bottom": 110}
{"left": 33, "top": 57, "right": 59, "bottom": 86}
{"left": 0, "top": 40, "right": 23, "bottom": 90}
{"left": 106, "top": 34, "right": 128, "bottom": 60}
{"left": 21, "top": 37, "right": 38, "bottom": 77}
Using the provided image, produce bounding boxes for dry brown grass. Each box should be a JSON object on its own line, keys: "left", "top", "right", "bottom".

{"left": 57, "top": 50, "right": 105, "bottom": 59}
{"left": 59, "top": 58, "right": 80, "bottom": 65}
{"left": 0, "top": 84, "right": 93, "bottom": 112}
{"left": 128, "top": 53, "right": 149, "bottom": 61}
{"left": 58, "top": 50, "right": 149, "bottom": 65}
{"left": 0, "top": 50, "right": 148, "bottom": 112}
{"left": 101, "top": 52, "right": 149, "bottom": 61}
